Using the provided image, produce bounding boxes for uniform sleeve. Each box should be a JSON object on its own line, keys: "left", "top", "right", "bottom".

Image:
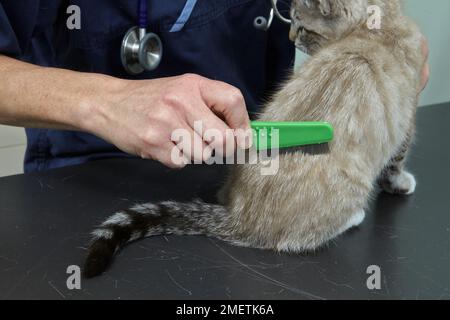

{"left": 0, "top": 2, "right": 21, "bottom": 57}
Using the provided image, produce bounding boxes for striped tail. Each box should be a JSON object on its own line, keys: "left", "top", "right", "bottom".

{"left": 83, "top": 200, "right": 228, "bottom": 278}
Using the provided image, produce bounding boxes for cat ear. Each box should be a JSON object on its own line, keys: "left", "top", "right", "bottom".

{"left": 317, "top": 0, "right": 332, "bottom": 16}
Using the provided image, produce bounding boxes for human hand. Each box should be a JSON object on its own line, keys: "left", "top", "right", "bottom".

{"left": 419, "top": 37, "right": 430, "bottom": 93}
{"left": 88, "top": 74, "right": 251, "bottom": 168}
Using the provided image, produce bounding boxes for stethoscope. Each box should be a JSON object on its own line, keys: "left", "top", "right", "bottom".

{"left": 254, "top": 0, "right": 291, "bottom": 31}
{"left": 121, "top": 0, "right": 163, "bottom": 75}
{"left": 121, "top": 0, "right": 292, "bottom": 75}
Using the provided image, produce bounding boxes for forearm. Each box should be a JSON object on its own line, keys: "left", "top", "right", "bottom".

{"left": 0, "top": 54, "right": 122, "bottom": 131}
{"left": 0, "top": 55, "right": 250, "bottom": 167}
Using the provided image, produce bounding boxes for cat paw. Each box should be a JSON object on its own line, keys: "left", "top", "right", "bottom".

{"left": 338, "top": 209, "right": 365, "bottom": 235}
{"left": 380, "top": 171, "right": 416, "bottom": 195}
{"left": 342, "top": 209, "right": 366, "bottom": 232}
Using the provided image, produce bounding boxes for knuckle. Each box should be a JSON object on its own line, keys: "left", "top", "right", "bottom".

{"left": 155, "top": 100, "right": 180, "bottom": 121}
{"left": 227, "top": 88, "right": 245, "bottom": 106}
{"left": 161, "top": 90, "right": 194, "bottom": 113}
{"left": 160, "top": 91, "right": 180, "bottom": 108}
{"left": 139, "top": 129, "right": 164, "bottom": 148}
{"left": 138, "top": 130, "right": 154, "bottom": 146}
{"left": 181, "top": 73, "right": 202, "bottom": 83}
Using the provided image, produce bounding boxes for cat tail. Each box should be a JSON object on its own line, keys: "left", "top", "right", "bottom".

{"left": 83, "top": 199, "right": 228, "bottom": 278}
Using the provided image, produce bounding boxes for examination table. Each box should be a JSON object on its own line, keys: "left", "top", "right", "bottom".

{"left": 1, "top": 103, "right": 449, "bottom": 300}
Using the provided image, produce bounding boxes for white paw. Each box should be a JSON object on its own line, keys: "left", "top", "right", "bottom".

{"left": 338, "top": 209, "right": 365, "bottom": 235}
{"left": 382, "top": 171, "right": 416, "bottom": 195}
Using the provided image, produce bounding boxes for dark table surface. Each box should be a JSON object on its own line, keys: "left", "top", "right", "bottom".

{"left": 1, "top": 103, "right": 450, "bottom": 300}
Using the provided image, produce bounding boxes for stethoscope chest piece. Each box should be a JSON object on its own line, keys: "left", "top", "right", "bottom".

{"left": 121, "top": 26, "right": 163, "bottom": 75}
{"left": 121, "top": 0, "right": 163, "bottom": 75}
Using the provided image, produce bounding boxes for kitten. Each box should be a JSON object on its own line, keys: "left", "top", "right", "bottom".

{"left": 83, "top": 0, "right": 424, "bottom": 277}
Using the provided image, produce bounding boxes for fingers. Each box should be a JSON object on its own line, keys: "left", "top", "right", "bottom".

{"left": 420, "top": 36, "right": 429, "bottom": 62}
{"left": 141, "top": 142, "right": 188, "bottom": 169}
{"left": 172, "top": 125, "right": 213, "bottom": 163}
{"left": 198, "top": 78, "right": 251, "bottom": 132}
{"left": 420, "top": 62, "right": 430, "bottom": 92}
{"left": 419, "top": 36, "right": 430, "bottom": 92}
{"left": 185, "top": 105, "right": 236, "bottom": 157}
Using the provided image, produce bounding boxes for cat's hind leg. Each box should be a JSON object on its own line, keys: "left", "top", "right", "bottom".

{"left": 379, "top": 130, "right": 416, "bottom": 195}
{"left": 276, "top": 209, "right": 365, "bottom": 252}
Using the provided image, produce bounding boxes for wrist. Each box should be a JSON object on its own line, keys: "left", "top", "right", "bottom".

{"left": 76, "top": 75, "right": 126, "bottom": 135}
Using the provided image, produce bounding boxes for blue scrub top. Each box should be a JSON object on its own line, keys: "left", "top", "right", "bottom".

{"left": 0, "top": 0, "right": 295, "bottom": 172}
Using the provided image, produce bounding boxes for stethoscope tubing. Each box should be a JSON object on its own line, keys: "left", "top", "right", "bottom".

{"left": 270, "top": 0, "right": 291, "bottom": 25}
{"left": 139, "top": 0, "right": 148, "bottom": 29}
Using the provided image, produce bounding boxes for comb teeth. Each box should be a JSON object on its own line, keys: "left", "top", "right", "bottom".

{"left": 228, "top": 143, "right": 331, "bottom": 164}
{"left": 250, "top": 121, "right": 334, "bottom": 151}
{"left": 279, "top": 143, "right": 330, "bottom": 155}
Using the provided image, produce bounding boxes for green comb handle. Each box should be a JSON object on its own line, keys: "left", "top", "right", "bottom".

{"left": 250, "top": 121, "right": 334, "bottom": 151}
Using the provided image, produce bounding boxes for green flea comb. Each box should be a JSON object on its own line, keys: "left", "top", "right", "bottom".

{"left": 250, "top": 121, "right": 334, "bottom": 152}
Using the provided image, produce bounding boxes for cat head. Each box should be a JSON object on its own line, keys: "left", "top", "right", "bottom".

{"left": 289, "top": 0, "right": 370, "bottom": 54}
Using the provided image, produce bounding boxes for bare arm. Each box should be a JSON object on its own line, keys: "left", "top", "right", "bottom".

{"left": 0, "top": 55, "right": 251, "bottom": 168}
{"left": 0, "top": 54, "right": 113, "bottom": 130}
